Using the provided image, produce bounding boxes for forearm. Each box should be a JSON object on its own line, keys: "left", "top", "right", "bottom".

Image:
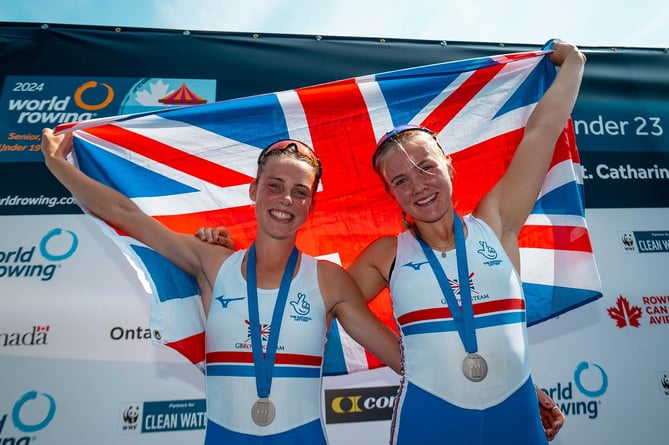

{"left": 486, "top": 43, "right": 586, "bottom": 230}
{"left": 44, "top": 151, "right": 142, "bottom": 228}
{"left": 526, "top": 45, "right": 586, "bottom": 136}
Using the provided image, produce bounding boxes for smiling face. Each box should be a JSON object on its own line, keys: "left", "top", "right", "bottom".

{"left": 250, "top": 154, "right": 317, "bottom": 241}
{"left": 375, "top": 131, "right": 454, "bottom": 224}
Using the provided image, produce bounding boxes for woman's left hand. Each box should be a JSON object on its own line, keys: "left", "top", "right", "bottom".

{"left": 536, "top": 385, "right": 565, "bottom": 441}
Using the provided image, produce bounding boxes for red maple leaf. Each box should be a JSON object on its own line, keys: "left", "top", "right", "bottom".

{"left": 607, "top": 295, "right": 642, "bottom": 328}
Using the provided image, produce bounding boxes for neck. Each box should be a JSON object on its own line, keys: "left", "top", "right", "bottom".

{"left": 413, "top": 212, "right": 458, "bottom": 254}
{"left": 246, "top": 235, "right": 299, "bottom": 287}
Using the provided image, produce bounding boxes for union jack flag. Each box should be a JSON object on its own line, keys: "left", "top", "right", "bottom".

{"left": 245, "top": 321, "right": 272, "bottom": 344}
{"left": 55, "top": 49, "right": 602, "bottom": 375}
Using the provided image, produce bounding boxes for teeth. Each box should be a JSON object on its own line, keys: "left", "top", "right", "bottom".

{"left": 270, "top": 209, "right": 292, "bottom": 220}
{"left": 416, "top": 194, "right": 436, "bottom": 206}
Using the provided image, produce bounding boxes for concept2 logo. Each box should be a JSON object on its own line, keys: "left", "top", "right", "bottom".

{"left": 324, "top": 386, "right": 398, "bottom": 423}
{"left": 0, "top": 391, "right": 56, "bottom": 443}
{"left": 0, "top": 228, "right": 78, "bottom": 281}
{"left": 543, "top": 361, "right": 608, "bottom": 419}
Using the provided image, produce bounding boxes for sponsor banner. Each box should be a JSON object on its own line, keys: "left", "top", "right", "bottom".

{"left": 658, "top": 371, "right": 669, "bottom": 397}
{"left": 0, "top": 222, "right": 80, "bottom": 283}
{"left": 606, "top": 294, "right": 669, "bottom": 328}
{"left": 0, "top": 162, "right": 79, "bottom": 215}
{"left": 0, "top": 215, "right": 184, "bottom": 363}
{"left": 540, "top": 361, "right": 608, "bottom": 420}
{"left": 119, "top": 399, "right": 206, "bottom": 434}
{"left": 573, "top": 100, "right": 669, "bottom": 152}
{"left": 0, "top": 76, "right": 216, "bottom": 163}
{"left": 0, "top": 390, "right": 57, "bottom": 442}
{"left": 324, "top": 386, "right": 398, "bottom": 424}
{"left": 580, "top": 151, "right": 669, "bottom": 208}
{"left": 618, "top": 230, "right": 669, "bottom": 254}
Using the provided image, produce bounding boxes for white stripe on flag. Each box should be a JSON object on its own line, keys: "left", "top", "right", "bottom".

{"left": 520, "top": 248, "right": 601, "bottom": 290}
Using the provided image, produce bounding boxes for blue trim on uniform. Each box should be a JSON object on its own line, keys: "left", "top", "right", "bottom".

{"left": 206, "top": 364, "right": 321, "bottom": 378}
{"left": 204, "top": 418, "right": 327, "bottom": 445}
{"left": 392, "top": 378, "right": 547, "bottom": 445}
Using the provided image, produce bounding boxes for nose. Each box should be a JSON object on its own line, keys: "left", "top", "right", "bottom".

{"left": 278, "top": 193, "right": 292, "bottom": 206}
{"left": 410, "top": 175, "right": 428, "bottom": 195}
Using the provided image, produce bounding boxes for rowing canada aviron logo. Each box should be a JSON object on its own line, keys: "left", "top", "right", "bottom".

{"left": 607, "top": 294, "right": 669, "bottom": 328}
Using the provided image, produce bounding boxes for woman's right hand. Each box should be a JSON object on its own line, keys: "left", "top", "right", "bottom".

{"left": 195, "top": 226, "right": 236, "bottom": 250}
{"left": 41, "top": 127, "right": 73, "bottom": 162}
{"left": 548, "top": 39, "right": 586, "bottom": 68}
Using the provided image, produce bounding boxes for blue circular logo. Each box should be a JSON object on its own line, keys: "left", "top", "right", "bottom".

{"left": 40, "top": 228, "right": 78, "bottom": 261}
{"left": 574, "top": 361, "right": 608, "bottom": 398}
{"left": 12, "top": 391, "right": 57, "bottom": 433}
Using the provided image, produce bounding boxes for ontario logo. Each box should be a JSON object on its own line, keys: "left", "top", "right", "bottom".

{"left": 542, "top": 361, "right": 608, "bottom": 419}
{"left": 0, "top": 391, "right": 57, "bottom": 443}
{"left": 0, "top": 228, "right": 78, "bottom": 281}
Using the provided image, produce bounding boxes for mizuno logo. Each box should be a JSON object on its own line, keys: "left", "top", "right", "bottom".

{"left": 216, "top": 295, "right": 245, "bottom": 308}
{"left": 402, "top": 261, "right": 429, "bottom": 271}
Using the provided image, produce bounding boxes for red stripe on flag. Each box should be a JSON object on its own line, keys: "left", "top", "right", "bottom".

{"left": 422, "top": 63, "right": 507, "bottom": 134}
{"left": 110, "top": 206, "right": 258, "bottom": 247}
{"left": 519, "top": 225, "right": 593, "bottom": 252}
{"left": 83, "top": 125, "right": 253, "bottom": 188}
{"left": 451, "top": 128, "right": 525, "bottom": 214}
{"left": 548, "top": 127, "right": 575, "bottom": 170}
{"left": 295, "top": 78, "right": 398, "bottom": 263}
{"left": 166, "top": 332, "right": 205, "bottom": 364}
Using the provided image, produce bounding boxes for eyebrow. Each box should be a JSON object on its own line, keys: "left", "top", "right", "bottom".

{"left": 265, "top": 175, "right": 313, "bottom": 191}
{"left": 389, "top": 159, "right": 432, "bottom": 184}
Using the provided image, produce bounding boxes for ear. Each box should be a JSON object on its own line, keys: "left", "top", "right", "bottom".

{"left": 249, "top": 180, "right": 257, "bottom": 202}
{"left": 444, "top": 155, "right": 455, "bottom": 180}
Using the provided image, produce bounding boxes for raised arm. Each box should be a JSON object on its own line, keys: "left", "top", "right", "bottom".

{"left": 476, "top": 40, "right": 586, "bottom": 249}
{"left": 41, "top": 128, "right": 228, "bottom": 309}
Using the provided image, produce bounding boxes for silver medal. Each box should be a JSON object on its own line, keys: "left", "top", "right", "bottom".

{"left": 462, "top": 353, "right": 488, "bottom": 382}
{"left": 251, "top": 397, "right": 276, "bottom": 426}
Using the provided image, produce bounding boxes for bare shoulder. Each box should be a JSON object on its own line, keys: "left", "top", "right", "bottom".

{"left": 365, "top": 235, "right": 397, "bottom": 252}
{"left": 316, "top": 258, "right": 350, "bottom": 284}
{"left": 355, "top": 235, "right": 398, "bottom": 266}
{"left": 316, "top": 258, "right": 361, "bottom": 310}
{"left": 363, "top": 234, "right": 398, "bottom": 266}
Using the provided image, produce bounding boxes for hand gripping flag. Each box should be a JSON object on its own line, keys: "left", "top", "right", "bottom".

{"left": 55, "top": 48, "right": 602, "bottom": 375}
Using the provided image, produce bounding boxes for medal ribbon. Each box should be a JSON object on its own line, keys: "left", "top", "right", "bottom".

{"left": 246, "top": 243, "right": 299, "bottom": 399}
{"left": 415, "top": 213, "right": 478, "bottom": 353}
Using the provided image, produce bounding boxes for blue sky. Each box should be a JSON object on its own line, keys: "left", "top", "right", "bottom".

{"left": 1, "top": 0, "right": 668, "bottom": 48}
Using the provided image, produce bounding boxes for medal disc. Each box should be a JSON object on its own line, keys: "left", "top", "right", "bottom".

{"left": 462, "top": 353, "right": 488, "bottom": 382}
{"left": 251, "top": 398, "right": 276, "bottom": 426}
